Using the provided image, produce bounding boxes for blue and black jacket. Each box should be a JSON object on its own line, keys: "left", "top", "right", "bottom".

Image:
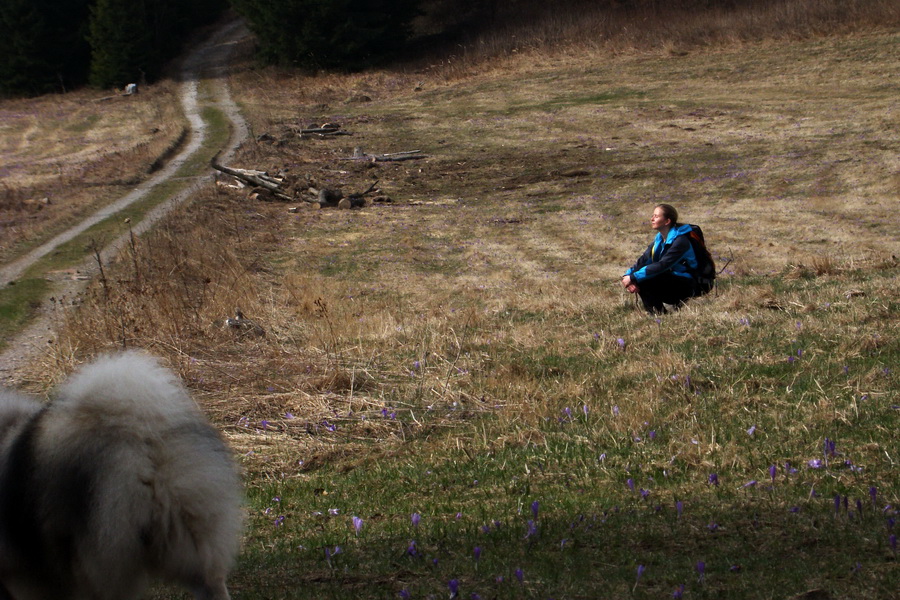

{"left": 624, "top": 223, "right": 698, "bottom": 283}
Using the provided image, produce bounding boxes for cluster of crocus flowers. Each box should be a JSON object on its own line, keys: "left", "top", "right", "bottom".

{"left": 305, "top": 434, "right": 897, "bottom": 600}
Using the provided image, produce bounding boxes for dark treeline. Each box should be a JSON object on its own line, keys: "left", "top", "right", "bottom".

{"left": 0, "top": 0, "right": 815, "bottom": 96}
{"left": 0, "top": 0, "right": 226, "bottom": 97}
{"left": 229, "top": 0, "right": 763, "bottom": 70}
{"left": 229, "top": 0, "right": 420, "bottom": 70}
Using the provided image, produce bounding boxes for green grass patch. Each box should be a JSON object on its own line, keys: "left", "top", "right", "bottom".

{"left": 0, "top": 278, "right": 51, "bottom": 349}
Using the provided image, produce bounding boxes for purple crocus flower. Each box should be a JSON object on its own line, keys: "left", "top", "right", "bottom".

{"left": 697, "top": 561, "right": 706, "bottom": 583}
{"left": 406, "top": 540, "right": 417, "bottom": 556}
{"left": 411, "top": 512, "right": 421, "bottom": 527}
{"left": 808, "top": 459, "right": 823, "bottom": 469}
{"left": 448, "top": 579, "right": 459, "bottom": 599}
{"left": 676, "top": 500, "right": 684, "bottom": 518}
{"left": 747, "top": 425, "right": 756, "bottom": 436}
{"left": 673, "top": 584, "right": 685, "bottom": 599}
{"left": 531, "top": 500, "right": 540, "bottom": 520}
{"left": 769, "top": 465, "right": 777, "bottom": 482}
{"left": 627, "top": 478, "right": 635, "bottom": 492}
{"left": 515, "top": 568, "right": 524, "bottom": 583}
{"left": 617, "top": 338, "right": 626, "bottom": 350}
{"left": 708, "top": 473, "right": 719, "bottom": 486}
{"left": 742, "top": 480, "right": 758, "bottom": 488}
{"left": 399, "top": 590, "right": 411, "bottom": 599}
{"left": 352, "top": 516, "right": 363, "bottom": 535}
{"left": 632, "top": 565, "right": 646, "bottom": 592}
{"left": 870, "top": 487, "right": 877, "bottom": 507}
{"left": 524, "top": 520, "right": 538, "bottom": 539}
{"left": 474, "top": 546, "right": 482, "bottom": 561}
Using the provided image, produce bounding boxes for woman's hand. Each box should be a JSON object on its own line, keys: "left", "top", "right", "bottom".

{"left": 621, "top": 275, "right": 639, "bottom": 294}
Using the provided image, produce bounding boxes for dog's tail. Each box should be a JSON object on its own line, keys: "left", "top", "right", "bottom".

{"left": 48, "top": 352, "right": 242, "bottom": 596}
{"left": 55, "top": 351, "right": 203, "bottom": 425}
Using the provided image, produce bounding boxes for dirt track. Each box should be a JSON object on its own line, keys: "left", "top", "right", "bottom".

{"left": 0, "top": 18, "right": 251, "bottom": 385}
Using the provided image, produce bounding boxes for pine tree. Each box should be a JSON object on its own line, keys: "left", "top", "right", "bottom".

{"left": 0, "top": 0, "right": 91, "bottom": 96}
{"left": 231, "top": 0, "right": 421, "bottom": 70}
{"left": 88, "top": 0, "right": 154, "bottom": 89}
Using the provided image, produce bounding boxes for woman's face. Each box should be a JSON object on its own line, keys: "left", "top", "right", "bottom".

{"left": 650, "top": 207, "right": 671, "bottom": 231}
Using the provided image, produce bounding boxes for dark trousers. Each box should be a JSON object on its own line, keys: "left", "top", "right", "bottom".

{"left": 637, "top": 273, "right": 695, "bottom": 314}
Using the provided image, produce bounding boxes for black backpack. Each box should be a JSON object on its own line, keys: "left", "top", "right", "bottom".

{"left": 685, "top": 224, "right": 716, "bottom": 296}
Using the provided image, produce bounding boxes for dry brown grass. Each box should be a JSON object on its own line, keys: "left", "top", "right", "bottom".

{"left": 10, "top": 3, "right": 900, "bottom": 482}
{"left": 0, "top": 81, "right": 186, "bottom": 261}
{"left": 412, "top": 0, "right": 900, "bottom": 80}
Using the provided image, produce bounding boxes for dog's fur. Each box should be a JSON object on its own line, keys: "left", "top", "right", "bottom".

{"left": 0, "top": 352, "right": 242, "bottom": 600}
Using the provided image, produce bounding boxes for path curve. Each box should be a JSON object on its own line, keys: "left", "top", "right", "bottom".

{"left": 0, "top": 17, "right": 251, "bottom": 385}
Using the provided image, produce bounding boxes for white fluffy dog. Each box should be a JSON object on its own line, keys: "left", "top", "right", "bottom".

{"left": 0, "top": 352, "right": 242, "bottom": 600}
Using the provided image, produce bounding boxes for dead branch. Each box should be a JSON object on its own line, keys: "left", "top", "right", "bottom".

{"left": 284, "top": 123, "right": 353, "bottom": 138}
{"left": 341, "top": 149, "right": 427, "bottom": 162}
{"left": 211, "top": 162, "right": 307, "bottom": 202}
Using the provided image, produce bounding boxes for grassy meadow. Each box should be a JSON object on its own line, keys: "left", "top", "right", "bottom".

{"left": 0, "top": 82, "right": 186, "bottom": 262}
{"left": 2, "top": 4, "right": 899, "bottom": 600}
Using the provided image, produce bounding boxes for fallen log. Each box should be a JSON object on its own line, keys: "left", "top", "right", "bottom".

{"left": 211, "top": 162, "right": 312, "bottom": 202}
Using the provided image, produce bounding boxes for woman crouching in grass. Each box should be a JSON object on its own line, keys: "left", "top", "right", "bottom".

{"left": 621, "top": 204, "right": 699, "bottom": 314}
